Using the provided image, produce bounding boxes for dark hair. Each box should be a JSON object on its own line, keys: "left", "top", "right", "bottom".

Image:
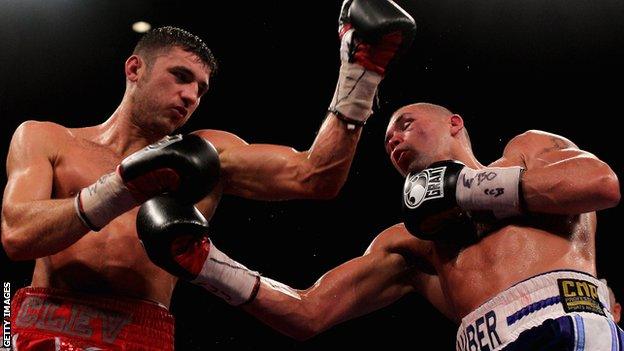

{"left": 133, "top": 26, "right": 218, "bottom": 75}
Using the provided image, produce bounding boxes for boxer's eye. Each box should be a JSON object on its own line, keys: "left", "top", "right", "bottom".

{"left": 170, "top": 68, "right": 193, "bottom": 83}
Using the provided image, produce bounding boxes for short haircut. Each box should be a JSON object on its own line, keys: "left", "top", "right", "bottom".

{"left": 133, "top": 26, "right": 217, "bottom": 75}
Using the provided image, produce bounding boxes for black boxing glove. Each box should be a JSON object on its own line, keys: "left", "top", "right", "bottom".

{"left": 137, "top": 196, "right": 260, "bottom": 306}
{"left": 341, "top": 0, "right": 416, "bottom": 75}
{"left": 75, "top": 134, "right": 220, "bottom": 231}
{"left": 402, "top": 160, "right": 524, "bottom": 239}
{"left": 330, "top": 0, "right": 416, "bottom": 128}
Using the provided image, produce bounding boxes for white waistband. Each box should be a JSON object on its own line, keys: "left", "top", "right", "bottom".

{"left": 456, "top": 270, "right": 611, "bottom": 351}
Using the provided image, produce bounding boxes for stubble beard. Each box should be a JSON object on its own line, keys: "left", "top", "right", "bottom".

{"left": 130, "top": 92, "right": 171, "bottom": 139}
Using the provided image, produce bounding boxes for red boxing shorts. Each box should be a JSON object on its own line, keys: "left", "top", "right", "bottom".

{"left": 10, "top": 287, "right": 174, "bottom": 351}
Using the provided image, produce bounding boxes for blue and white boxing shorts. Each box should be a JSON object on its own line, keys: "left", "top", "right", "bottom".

{"left": 456, "top": 270, "right": 624, "bottom": 350}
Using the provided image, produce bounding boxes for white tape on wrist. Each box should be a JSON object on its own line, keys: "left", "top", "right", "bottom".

{"left": 192, "top": 243, "right": 260, "bottom": 306}
{"left": 75, "top": 172, "right": 137, "bottom": 231}
{"left": 456, "top": 166, "right": 524, "bottom": 219}
{"left": 329, "top": 61, "right": 383, "bottom": 127}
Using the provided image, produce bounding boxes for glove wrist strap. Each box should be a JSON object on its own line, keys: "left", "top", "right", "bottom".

{"left": 456, "top": 166, "right": 525, "bottom": 219}
{"left": 329, "top": 61, "right": 382, "bottom": 127}
{"left": 192, "top": 243, "right": 261, "bottom": 306}
{"left": 76, "top": 171, "right": 136, "bottom": 231}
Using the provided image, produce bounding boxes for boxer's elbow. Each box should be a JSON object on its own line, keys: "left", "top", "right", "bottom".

{"left": 305, "top": 181, "right": 341, "bottom": 200}
{"left": 1, "top": 225, "right": 31, "bottom": 261}
{"left": 292, "top": 152, "right": 349, "bottom": 200}
{"left": 269, "top": 296, "right": 327, "bottom": 340}
{"left": 297, "top": 166, "right": 344, "bottom": 200}
{"left": 285, "top": 306, "right": 325, "bottom": 341}
{"left": 285, "top": 323, "right": 321, "bottom": 341}
{"left": 257, "top": 309, "right": 321, "bottom": 341}
{"left": 596, "top": 172, "right": 620, "bottom": 209}
{"left": 589, "top": 163, "right": 620, "bottom": 209}
{"left": 1, "top": 208, "right": 32, "bottom": 260}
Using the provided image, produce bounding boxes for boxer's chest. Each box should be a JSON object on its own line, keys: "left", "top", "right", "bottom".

{"left": 51, "top": 141, "right": 121, "bottom": 199}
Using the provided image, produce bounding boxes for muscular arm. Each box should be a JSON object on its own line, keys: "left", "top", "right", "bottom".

{"left": 194, "top": 114, "right": 361, "bottom": 201}
{"left": 502, "top": 130, "right": 620, "bottom": 214}
{"left": 1, "top": 122, "right": 89, "bottom": 260}
{"left": 242, "top": 225, "right": 450, "bottom": 340}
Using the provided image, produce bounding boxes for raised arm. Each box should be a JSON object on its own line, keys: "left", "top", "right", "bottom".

{"left": 1, "top": 121, "right": 89, "bottom": 260}
{"left": 242, "top": 224, "right": 451, "bottom": 340}
{"left": 502, "top": 130, "right": 620, "bottom": 214}
{"left": 194, "top": 115, "right": 359, "bottom": 200}
{"left": 193, "top": 0, "right": 415, "bottom": 201}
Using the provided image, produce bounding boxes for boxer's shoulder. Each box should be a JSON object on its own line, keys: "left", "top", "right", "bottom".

{"left": 191, "top": 129, "right": 247, "bottom": 153}
{"left": 12, "top": 120, "right": 71, "bottom": 143}
{"left": 12, "top": 120, "right": 106, "bottom": 149}
{"left": 503, "top": 130, "right": 578, "bottom": 156}
{"left": 9, "top": 120, "right": 75, "bottom": 161}
{"left": 366, "top": 223, "right": 435, "bottom": 268}
{"left": 489, "top": 130, "right": 578, "bottom": 168}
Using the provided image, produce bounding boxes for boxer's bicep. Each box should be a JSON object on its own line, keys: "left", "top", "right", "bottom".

{"left": 194, "top": 129, "right": 312, "bottom": 199}
{"left": 502, "top": 130, "right": 619, "bottom": 213}
{"left": 221, "top": 143, "right": 313, "bottom": 200}
{"left": 311, "top": 248, "right": 416, "bottom": 323}
{"left": 301, "top": 226, "right": 424, "bottom": 331}
{"left": 2, "top": 122, "right": 56, "bottom": 248}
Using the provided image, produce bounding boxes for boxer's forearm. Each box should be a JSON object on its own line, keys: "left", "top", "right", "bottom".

{"left": 522, "top": 155, "right": 620, "bottom": 214}
{"left": 1, "top": 199, "right": 89, "bottom": 260}
{"left": 302, "top": 113, "right": 362, "bottom": 197}
{"left": 242, "top": 281, "right": 320, "bottom": 341}
{"left": 242, "top": 247, "right": 415, "bottom": 340}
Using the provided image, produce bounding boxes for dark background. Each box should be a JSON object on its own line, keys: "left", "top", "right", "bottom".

{"left": 1, "top": 0, "right": 623, "bottom": 349}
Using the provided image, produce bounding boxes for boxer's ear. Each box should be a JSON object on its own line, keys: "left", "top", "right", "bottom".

{"left": 125, "top": 55, "right": 144, "bottom": 82}
{"left": 450, "top": 114, "right": 464, "bottom": 137}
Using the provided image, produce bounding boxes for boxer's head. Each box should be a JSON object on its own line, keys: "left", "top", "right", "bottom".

{"left": 124, "top": 27, "right": 217, "bottom": 135}
{"left": 385, "top": 103, "right": 471, "bottom": 176}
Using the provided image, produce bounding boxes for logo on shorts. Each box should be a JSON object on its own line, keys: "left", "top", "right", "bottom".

{"left": 15, "top": 296, "right": 132, "bottom": 343}
{"left": 403, "top": 166, "right": 446, "bottom": 209}
{"left": 557, "top": 278, "right": 605, "bottom": 316}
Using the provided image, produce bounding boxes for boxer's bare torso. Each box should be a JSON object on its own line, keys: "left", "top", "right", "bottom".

{"left": 392, "top": 136, "right": 596, "bottom": 320}
{"left": 14, "top": 117, "right": 343, "bottom": 307}
{"left": 19, "top": 122, "right": 225, "bottom": 307}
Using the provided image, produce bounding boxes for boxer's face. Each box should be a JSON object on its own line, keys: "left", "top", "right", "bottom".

{"left": 385, "top": 107, "right": 452, "bottom": 176}
{"left": 131, "top": 46, "right": 210, "bottom": 134}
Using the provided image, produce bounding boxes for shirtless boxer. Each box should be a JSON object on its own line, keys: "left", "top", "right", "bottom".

{"left": 139, "top": 102, "right": 622, "bottom": 350}
{"left": 1, "top": 2, "right": 417, "bottom": 349}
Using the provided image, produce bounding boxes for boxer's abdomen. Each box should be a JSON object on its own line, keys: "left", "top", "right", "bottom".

{"left": 436, "top": 214, "right": 595, "bottom": 319}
